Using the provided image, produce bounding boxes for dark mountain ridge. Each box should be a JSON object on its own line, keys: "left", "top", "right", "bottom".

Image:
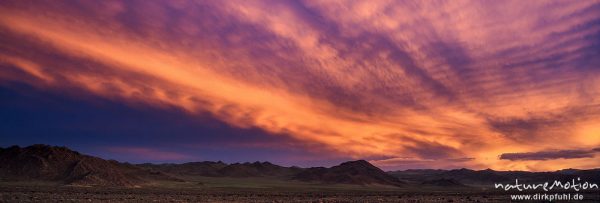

{"left": 137, "top": 161, "right": 228, "bottom": 177}
{"left": 1, "top": 145, "right": 405, "bottom": 187}
{"left": 293, "top": 160, "right": 404, "bottom": 186}
{"left": 3, "top": 144, "right": 599, "bottom": 188}
{"left": 0, "top": 145, "right": 180, "bottom": 187}
{"left": 138, "top": 161, "right": 302, "bottom": 178}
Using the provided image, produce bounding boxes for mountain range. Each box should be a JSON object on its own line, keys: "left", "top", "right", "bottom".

{"left": 0, "top": 144, "right": 181, "bottom": 187}
{"left": 1, "top": 144, "right": 599, "bottom": 188}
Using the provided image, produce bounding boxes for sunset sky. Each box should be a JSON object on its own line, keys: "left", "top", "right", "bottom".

{"left": 1, "top": 0, "right": 599, "bottom": 171}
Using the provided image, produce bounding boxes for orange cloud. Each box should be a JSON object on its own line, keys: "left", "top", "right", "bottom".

{"left": 0, "top": 1, "right": 599, "bottom": 170}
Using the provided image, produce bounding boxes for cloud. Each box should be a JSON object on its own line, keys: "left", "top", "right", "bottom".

{"left": 499, "top": 148, "right": 600, "bottom": 161}
{"left": 0, "top": 0, "right": 599, "bottom": 170}
{"left": 370, "top": 157, "right": 477, "bottom": 170}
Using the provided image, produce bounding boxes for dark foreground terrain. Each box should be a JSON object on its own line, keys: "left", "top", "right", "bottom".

{"left": 2, "top": 182, "right": 600, "bottom": 203}
{"left": 0, "top": 184, "right": 509, "bottom": 202}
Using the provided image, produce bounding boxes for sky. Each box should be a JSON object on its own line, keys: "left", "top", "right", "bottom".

{"left": 0, "top": 0, "right": 599, "bottom": 171}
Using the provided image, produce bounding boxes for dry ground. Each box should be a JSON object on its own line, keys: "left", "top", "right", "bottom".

{"left": 1, "top": 180, "right": 599, "bottom": 202}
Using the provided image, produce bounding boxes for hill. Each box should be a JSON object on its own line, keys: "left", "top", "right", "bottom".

{"left": 137, "top": 161, "right": 228, "bottom": 177}
{"left": 141, "top": 159, "right": 404, "bottom": 186}
{"left": 0, "top": 145, "right": 180, "bottom": 187}
{"left": 8, "top": 144, "right": 599, "bottom": 189}
{"left": 293, "top": 160, "right": 403, "bottom": 186}
{"left": 138, "top": 161, "right": 301, "bottom": 178}
{"left": 217, "top": 161, "right": 302, "bottom": 177}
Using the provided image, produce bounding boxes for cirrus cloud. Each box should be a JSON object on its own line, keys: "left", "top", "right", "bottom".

{"left": 0, "top": 0, "right": 599, "bottom": 170}
{"left": 499, "top": 148, "right": 600, "bottom": 161}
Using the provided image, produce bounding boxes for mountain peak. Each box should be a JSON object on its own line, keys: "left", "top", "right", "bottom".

{"left": 0, "top": 144, "right": 178, "bottom": 187}
{"left": 293, "top": 160, "right": 403, "bottom": 186}
{"left": 339, "top": 160, "right": 371, "bottom": 166}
